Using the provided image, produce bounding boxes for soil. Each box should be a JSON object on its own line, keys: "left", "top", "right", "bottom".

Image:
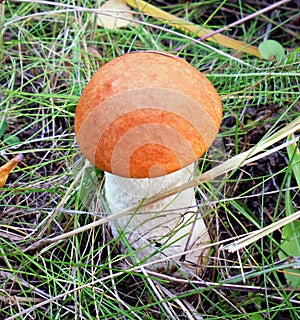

{"left": 0, "top": 0, "right": 299, "bottom": 319}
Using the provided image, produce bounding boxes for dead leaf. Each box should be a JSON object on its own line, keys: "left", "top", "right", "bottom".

{"left": 95, "top": 0, "right": 137, "bottom": 30}
{"left": 125, "top": 0, "right": 262, "bottom": 58}
{"left": 0, "top": 154, "right": 24, "bottom": 187}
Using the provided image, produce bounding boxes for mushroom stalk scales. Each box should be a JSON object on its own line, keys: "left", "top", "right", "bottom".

{"left": 105, "top": 163, "right": 210, "bottom": 271}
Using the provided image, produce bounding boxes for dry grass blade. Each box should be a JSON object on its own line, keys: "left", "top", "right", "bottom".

{"left": 1, "top": 1, "right": 299, "bottom": 318}
{"left": 223, "top": 210, "right": 300, "bottom": 253}
{"left": 7, "top": 0, "right": 258, "bottom": 67}
{"left": 125, "top": 0, "right": 262, "bottom": 58}
{"left": 139, "top": 266, "right": 182, "bottom": 320}
{"left": 201, "top": 0, "right": 292, "bottom": 40}
{"left": 48, "top": 117, "right": 300, "bottom": 243}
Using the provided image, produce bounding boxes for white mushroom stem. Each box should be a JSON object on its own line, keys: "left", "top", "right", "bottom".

{"left": 104, "top": 163, "right": 210, "bottom": 272}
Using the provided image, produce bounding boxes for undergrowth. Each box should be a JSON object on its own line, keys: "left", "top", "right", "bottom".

{"left": 0, "top": 0, "right": 299, "bottom": 319}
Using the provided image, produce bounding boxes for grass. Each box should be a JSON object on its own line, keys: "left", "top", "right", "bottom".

{"left": 1, "top": 0, "right": 300, "bottom": 319}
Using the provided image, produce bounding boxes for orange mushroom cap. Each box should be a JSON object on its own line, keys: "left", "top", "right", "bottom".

{"left": 75, "top": 51, "right": 222, "bottom": 178}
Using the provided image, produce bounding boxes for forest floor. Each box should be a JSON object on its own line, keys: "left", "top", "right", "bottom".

{"left": 0, "top": 0, "right": 299, "bottom": 319}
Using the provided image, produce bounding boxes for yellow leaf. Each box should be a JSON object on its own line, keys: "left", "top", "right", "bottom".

{"left": 95, "top": 0, "right": 137, "bottom": 30}
{"left": 0, "top": 154, "right": 23, "bottom": 188}
{"left": 125, "top": 0, "right": 262, "bottom": 58}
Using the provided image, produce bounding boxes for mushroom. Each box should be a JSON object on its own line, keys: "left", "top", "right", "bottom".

{"left": 75, "top": 51, "right": 222, "bottom": 273}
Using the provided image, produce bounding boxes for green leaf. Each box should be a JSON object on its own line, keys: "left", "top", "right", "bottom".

{"left": 248, "top": 314, "right": 264, "bottom": 320}
{"left": 0, "top": 117, "right": 20, "bottom": 145}
{"left": 278, "top": 142, "right": 300, "bottom": 288}
{"left": 278, "top": 219, "right": 300, "bottom": 288}
{"left": 3, "top": 135, "right": 20, "bottom": 145}
{"left": 0, "top": 118, "right": 7, "bottom": 139}
{"left": 286, "top": 134, "right": 300, "bottom": 188}
{"left": 287, "top": 47, "right": 300, "bottom": 64}
{"left": 258, "top": 40, "right": 285, "bottom": 61}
